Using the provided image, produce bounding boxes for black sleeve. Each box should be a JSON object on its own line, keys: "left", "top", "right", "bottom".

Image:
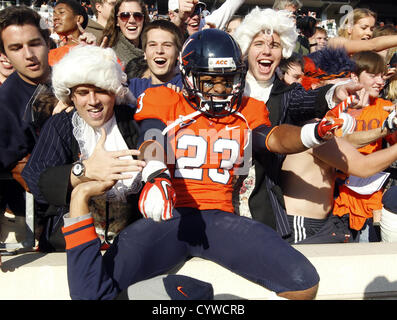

{"left": 22, "top": 112, "right": 74, "bottom": 204}
{"left": 38, "top": 164, "right": 74, "bottom": 206}
{"left": 287, "top": 84, "right": 332, "bottom": 123}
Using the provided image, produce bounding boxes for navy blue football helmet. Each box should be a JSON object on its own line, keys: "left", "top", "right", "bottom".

{"left": 179, "top": 29, "right": 246, "bottom": 118}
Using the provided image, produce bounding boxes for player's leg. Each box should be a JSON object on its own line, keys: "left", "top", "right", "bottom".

{"left": 191, "top": 210, "right": 319, "bottom": 300}
{"left": 102, "top": 212, "right": 189, "bottom": 291}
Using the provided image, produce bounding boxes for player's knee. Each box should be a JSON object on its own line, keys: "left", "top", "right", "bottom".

{"left": 277, "top": 283, "right": 319, "bottom": 300}
{"left": 284, "top": 258, "right": 320, "bottom": 296}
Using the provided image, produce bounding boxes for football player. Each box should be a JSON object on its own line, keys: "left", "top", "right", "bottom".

{"left": 63, "top": 29, "right": 356, "bottom": 300}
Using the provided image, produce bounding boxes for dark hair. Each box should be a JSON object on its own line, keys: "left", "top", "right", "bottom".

{"left": 279, "top": 52, "right": 304, "bottom": 75}
{"left": 141, "top": 19, "right": 183, "bottom": 52}
{"left": 0, "top": 6, "right": 51, "bottom": 54}
{"left": 100, "top": 0, "right": 149, "bottom": 48}
{"left": 31, "top": 91, "right": 59, "bottom": 132}
{"left": 351, "top": 51, "right": 387, "bottom": 76}
{"left": 55, "top": 0, "right": 89, "bottom": 29}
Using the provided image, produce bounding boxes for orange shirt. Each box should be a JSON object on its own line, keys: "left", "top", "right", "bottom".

{"left": 333, "top": 97, "right": 395, "bottom": 230}
{"left": 135, "top": 86, "right": 271, "bottom": 212}
{"left": 48, "top": 44, "right": 76, "bottom": 66}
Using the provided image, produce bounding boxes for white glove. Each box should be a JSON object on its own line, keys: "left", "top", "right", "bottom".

{"left": 338, "top": 112, "right": 356, "bottom": 136}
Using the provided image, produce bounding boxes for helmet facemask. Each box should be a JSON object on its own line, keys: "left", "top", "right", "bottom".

{"left": 179, "top": 29, "right": 247, "bottom": 118}
{"left": 182, "top": 67, "right": 246, "bottom": 118}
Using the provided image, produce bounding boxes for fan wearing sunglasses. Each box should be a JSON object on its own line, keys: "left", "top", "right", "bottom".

{"left": 100, "top": 0, "right": 149, "bottom": 78}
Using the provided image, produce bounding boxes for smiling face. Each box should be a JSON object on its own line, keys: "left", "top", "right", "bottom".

{"left": 1, "top": 24, "right": 49, "bottom": 85}
{"left": 353, "top": 70, "right": 385, "bottom": 98}
{"left": 0, "top": 52, "right": 14, "bottom": 81}
{"left": 199, "top": 74, "right": 234, "bottom": 98}
{"left": 186, "top": 13, "right": 201, "bottom": 36}
{"left": 196, "top": 73, "right": 238, "bottom": 117}
{"left": 53, "top": 3, "right": 82, "bottom": 38}
{"left": 71, "top": 84, "right": 116, "bottom": 128}
{"left": 144, "top": 28, "right": 178, "bottom": 84}
{"left": 349, "top": 16, "right": 376, "bottom": 40}
{"left": 247, "top": 31, "right": 283, "bottom": 82}
{"left": 117, "top": 1, "right": 144, "bottom": 46}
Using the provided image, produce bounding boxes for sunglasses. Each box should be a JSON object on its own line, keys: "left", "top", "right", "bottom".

{"left": 118, "top": 11, "right": 144, "bottom": 23}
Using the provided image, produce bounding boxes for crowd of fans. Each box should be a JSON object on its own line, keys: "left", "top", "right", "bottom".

{"left": 1, "top": 0, "right": 397, "bottom": 300}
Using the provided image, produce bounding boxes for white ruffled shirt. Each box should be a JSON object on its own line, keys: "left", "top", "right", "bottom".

{"left": 72, "top": 112, "right": 141, "bottom": 202}
{"left": 243, "top": 71, "right": 275, "bottom": 103}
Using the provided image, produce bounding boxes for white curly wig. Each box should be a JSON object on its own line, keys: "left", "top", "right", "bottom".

{"left": 233, "top": 7, "right": 298, "bottom": 59}
{"left": 52, "top": 45, "right": 135, "bottom": 105}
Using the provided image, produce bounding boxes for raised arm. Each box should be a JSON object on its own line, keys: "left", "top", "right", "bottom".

{"left": 329, "top": 35, "right": 397, "bottom": 55}
{"left": 313, "top": 136, "right": 397, "bottom": 178}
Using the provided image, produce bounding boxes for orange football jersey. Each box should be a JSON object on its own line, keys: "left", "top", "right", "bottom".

{"left": 135, "top": 86, "right": 271, "bottom": 212}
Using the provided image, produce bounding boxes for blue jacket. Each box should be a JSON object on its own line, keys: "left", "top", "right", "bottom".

{"left": 0, "top": 72, "right": 38, "bottom": 170}
{"left": 128, "top": 72, "right": 183, "bottom": 99}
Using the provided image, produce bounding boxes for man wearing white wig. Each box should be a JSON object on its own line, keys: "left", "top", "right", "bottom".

{"left": 232, "top": 7, "right": 363, "bottom": 238}
{"left": 22, "top": 45, "right": 146, "bottom": 251}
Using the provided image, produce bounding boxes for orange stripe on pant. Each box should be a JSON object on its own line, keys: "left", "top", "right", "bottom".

{"left": 62, "top": 217, "right": 95, "bottom": 233}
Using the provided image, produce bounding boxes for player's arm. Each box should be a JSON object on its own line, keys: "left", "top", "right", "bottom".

{"left": 314, "top": 137, "right": 397, "bottom": 178}
{"left": 62, "top": 180, "right": 120, "bottom": 300}
{"left": 136, "top": 136, "right": 176, "bottom": 222}
{"left": 255, "top": 96, "right": 357, "bottom": 155}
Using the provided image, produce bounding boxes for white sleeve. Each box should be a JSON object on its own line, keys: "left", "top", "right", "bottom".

{"left": 325, "top": 79, "right": 353, "bottom": 109}
{"left": 203, "top": 0, "right": 245, "bottom": 30}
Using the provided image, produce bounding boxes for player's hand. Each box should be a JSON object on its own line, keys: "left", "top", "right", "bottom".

{"left": 138, "top": 167, "right": 176, "bottom": 222}
{"left": 317, "top": 95, "right": 356, "bottom": 138}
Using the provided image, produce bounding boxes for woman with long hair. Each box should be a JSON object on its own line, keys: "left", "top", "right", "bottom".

{"left": 100, "top": 0, "right": 149, "bottom": 77}
{"left": 329, "top": 8, "right": 397, "bottom": 56}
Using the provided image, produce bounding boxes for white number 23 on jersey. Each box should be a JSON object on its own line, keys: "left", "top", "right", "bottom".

{"left": 174, "top": 134, "right": 240, "bottom": 185}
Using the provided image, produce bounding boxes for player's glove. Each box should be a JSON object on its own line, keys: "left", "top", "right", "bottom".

{"left": 138, "top": 160, "right": 176, "bottom": 222}
{"left": 382, "top": 109, "right": 397, "bottom": 132}
{"left": 301, "top": 95, "right": 356, "bottom": 148}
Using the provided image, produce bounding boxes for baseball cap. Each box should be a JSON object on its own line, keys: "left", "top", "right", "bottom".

{"left": 121, "top": 274, "right": 214, "bottom": 300}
